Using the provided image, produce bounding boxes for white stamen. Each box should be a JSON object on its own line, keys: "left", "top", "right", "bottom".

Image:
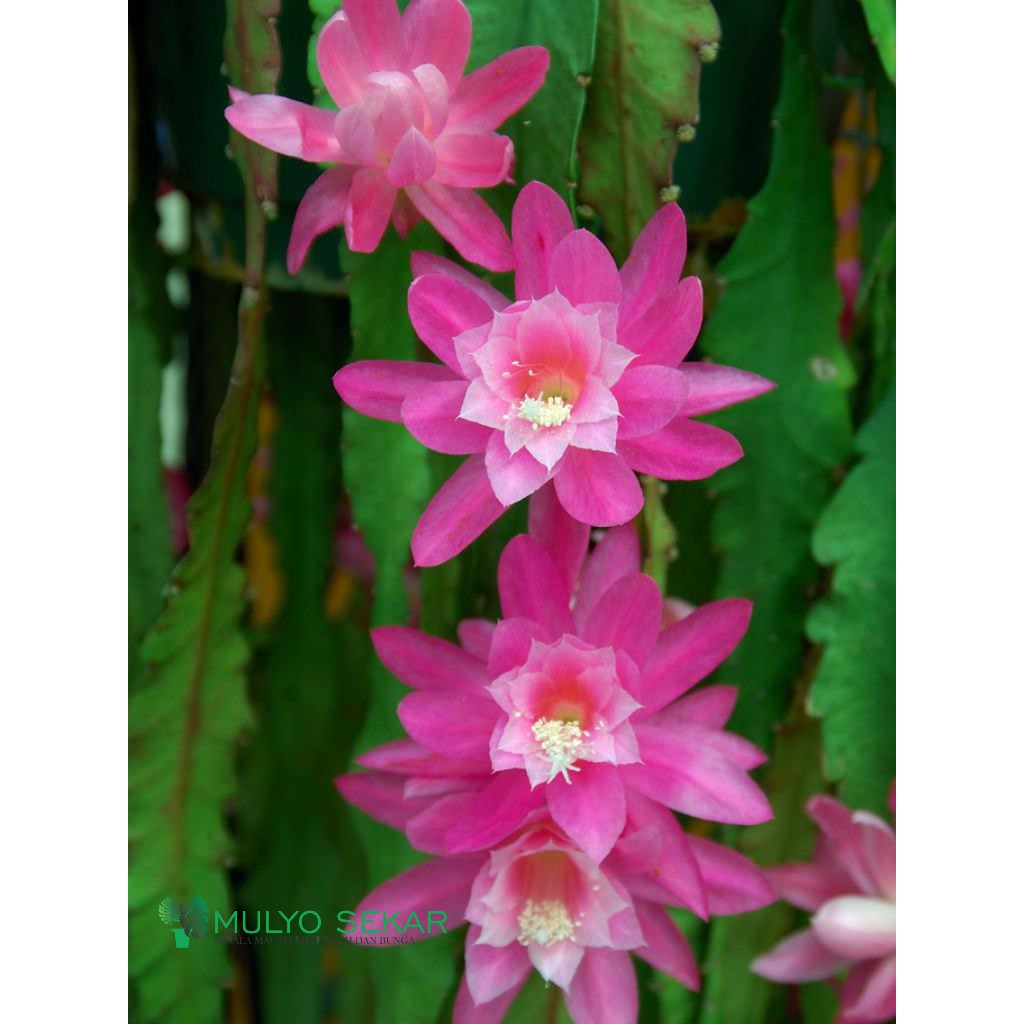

{"left": 518, "top": 394, "right": 573, "bottom": 429}
{"left": 532, "top": 718, "right": 584, "bottom": 784}
{"left": 517, "top": 899, "right": 576, "bottom": 946}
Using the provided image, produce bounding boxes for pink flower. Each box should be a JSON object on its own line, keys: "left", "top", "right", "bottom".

{"left": 224, "top": 0, "right": 548, "bottom": 271}
{"left": 334, "top": 182, "right": 774, "bottom": 566}
{"left": 752, "top": 788, "right": 896, "bottom": 1023}
{"left": 339, "top": 490, "right": 773, "bottom": 867}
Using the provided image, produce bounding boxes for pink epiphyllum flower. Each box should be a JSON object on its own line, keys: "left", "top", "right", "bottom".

{"left": 225, "top": 0, "right": 548, "bottom": 272}
{"left": 339, "top": 490, "right": 773, "bottom": 868}
{"left": 752, "top": 789, "right": 896, "bottom": 1024}
{"left": 334, "top": 181, "right": 774, "bottom": 566}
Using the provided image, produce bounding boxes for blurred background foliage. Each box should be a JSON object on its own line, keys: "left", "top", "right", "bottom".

{"left": 128, "top": 0, "right": 895, "bottom": 1020}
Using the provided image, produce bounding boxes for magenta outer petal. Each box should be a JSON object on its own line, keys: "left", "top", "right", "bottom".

{"left": 634, "top": 598, "right": 752, "bottom": 715}
{"left": 511, "top": 181, "right": 575, "bottom": 299}
{"left": 546, "top": 764, "right": 626, "bottom": 864}
{"left": 552, "top": 448, "right": 643, "bottom": 527}
{"left": 412, "top": 454, "right": 505, "bottom": 566}
{"left": 407, "top": 182, "right": 514, "bottom": 271}
{"left": 355, "top": 737, "right": 484, "bottom": 777}
{"left": 687, "top": 835, "right": 776, "bottom": 915}
{"left": 485, "top": 434, "right": 551, "bottom": 506}
{"left": 388, "top": 126, "right": 437, "bottom": 188}
{"left": 678, "top": 362, "right": 776, "bottom": 416}
{"left": 336, "top": 770, "right": 426, "bottom": 831}
{"left": 448, "top": 45, "right": 550, "bottom": 133}
{"left": 398, "top": 691, "right": 497, "bottom": 762}
{"left": 457, "top": 618, "right": 496, "bottom": 660}
{"left": 225, "top": 93, "right": 343, "bottom": 163}
{"left": 582, "top": 573, "right": 662, "bottom": 669}
{"left": 498, "top": 535, "right": 575, "bottom": 635}
{"left": 619, "top": 416, "right": 743, "bottom": 480}
{"left": 564, "top": 949, "right": 638, "bottom": 1024}
{"left": 443, "top": 772, "right": 538, "bottom": 853}
{"left": 661, "top": 685, "right": 739, "bottom": 729}
{"left": 487, "top": 617, "right": 548, "bottom": 677}
{"left": 632, "top": 901, "right": 700, "bottom": 990}
{"left": 372, "top": 625, "right": 486, "bottom": 691}
{"left": 408, "top": 791, "right": 486, "bottom": 855}
{"left": 287, "top": 165, "right": 355, "bottom": 274}
{"left": 573, "top": 525, "right": 642, "bottom": 630}
{"left": 639, "top": 719, "right": 766, "bottom": 771}
{"left": 811, "top": 896, "right": 896, "bottom": 960}
{"left": 623, "top": 276, "right": 703, "bottom": 367}
{"left": 766, "top": 859, "right": 856, "bottom": 913}
{"left": 352, "top": 854, "right": 484, "bottom": 943}
{"left": 333, "top": 359, "right": 455, "bottom": 423}
{"left": 840, "top": 954, "right": 896, "bottom": 1024}
{"left": 402, "top": 380, "right": 491, "bottom": 454}
{"left": 528, "top": 483, "right": 591, "bottom": 593}
{"left": 619, "top": 202, "right": 687, "bottom": 327}
{"left": 344, "top": 0, "right": 404, "bottom": 69}
{"left": 464, "top": 925, "right": 533, "bottom": 1005}
{"left": 403, "top": 0, "right": 472, "bottom": 87}
{"left": 345, "top": 168, "right": 398, "bottom": 252}
{"left": 411, "top": 251, "right": 509, "bottom": 310}
{"left": 408, "top": 273, "right": 495, "bottom": 371}
{"left": 550, "top": 229, "right": 623, "bottom": 305}
{"left": 454, "top": 969, "right": 526, "bottom": 1024}
{"left": 614, "top": 365, "right": 688, "bottom": 439}
{"left": 434, "top": 133, "right": 514, "bottom": 187}
{"left": 752, "top": 928, "right": 851, "bottom": 983}
{"left": 317, "top": 14, "right": 370, "bottom": 107}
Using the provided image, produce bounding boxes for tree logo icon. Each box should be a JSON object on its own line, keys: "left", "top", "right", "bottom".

{"left": 157, "top": 896, "right": 210, "bottom": 949}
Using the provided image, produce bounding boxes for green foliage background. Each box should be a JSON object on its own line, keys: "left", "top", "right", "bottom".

{"left": 128, "top": 0, "right": 895, "bottom": 1020}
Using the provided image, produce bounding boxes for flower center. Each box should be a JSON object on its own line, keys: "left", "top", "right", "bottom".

{"left": 517, "top": 899, "right": 577, "bottom": 946}
{"left": 531, "top": 717, "right": 586, "bottom": 783}
{"left": 517, "top": 394, "right": 573, "bottom": 429}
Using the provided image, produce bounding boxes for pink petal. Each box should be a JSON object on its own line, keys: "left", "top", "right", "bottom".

{"left": 618, "top": 416, "right": 743, "bottom": 480}
{"left": 549, "top": 229, "right": 622, "bottom": 305}
{"left": 564, "top": 949, "right": 637, "bottom": 1024}
{"left": 407, "top": 791, "right": 483, "bottom": 854}
{"left": 574, "top": 525, "right": 641, "bottom": 630}
{"left": 632, "top": 900, "right": 700, "bottom": 990}
{"left": 678, "top": 362, "right": 776, "bottom": 416}
{"left": 225, "top": 93, "right": 343, "bottom": 162}
{"left": 662, "top": 685, "right": 739, "bottom": 729}
{"left": 552, "top": 449, "right": 643, "bottom": 527}
{"left": 402, "top": 379, "right": 491, "bottom": 453}
{"left": 355, "top": 737, "right": 483, "bottom": 777}
{"left": 434, "top": 133, "right": 514, "bottom": 187}
{"left": 372, "top": 625, "right": 487, "bottom": 691}
{"left": 388, "top": 126, "right": 437, "bottom": 187}
{"left": 336, "top": 770, "right": 425, "bottom": 831}
{"left": 582, "top": 573, "right": 662, "bottom": 668}
{"left": 511, "top": 180, "right": 575, "bottom": 299}
{"left": 619, "top": 202, "right": 687, "bottom": 327}
{"left": 687, "top": 835, "right": 776, "bottom": 914}
{"left": 443, "top": 771, "right": 538, "bottom": 853}
{"left": 344, "top": 0, "right": 405, "bottom": 70}
{"left": 547, "top": 763, "right": 626, "bottom": 864}
{"left": 335, "top": 105, "right": 376, "bottom": 164}
{"left": 766, "top": 859, "right": 857, "bottom": 913}
{"left": 411, "top": 251, "right": 509, "bottom": 310}
{"left": 453, "top": 969, "right": 526, "bottom": 1024}
{"left": 614, "top": 365, "right": 688, "bottom": 439}
{"left": 806, "top": 796, "right": 878, "bottom": 895}
{"left": 638, "top": 720, "right": 765, "bottom": 771}
{"left": 623, "top": 276, "right": 703, "bottom": 367}
{"left": 635, "top": 598, "right": 752, "bottom": 715}
{"left": 498, "top": 535, "right": 575, "bottom": 635}
{"left": 464, "top": 925, "right": 532, "bottom": 1005}
{"left": 485, "top": 433, "right": 550, "bottom": 505}
{"left": 853, "top": 811, "right": 897, "bottom": 901}
{"left": 333, "top": 359, "right": 455, "bottom": 422}
{"left": 487, "top": 617, "right": 548, "bottom": 677}
{"left": 528, "top": 483, "right": 591, "bottom": 594}
{"left": 840, "top": 954, "right": 896, "bottom": 1024}
{"left": 317, "top": 13, "right": 370, "bottom": 107}
{"left": 752, "top": 928, "right": 851, "bottom": 983}
{"left": 407, "top": 182, "right": 514, "bottom": 271}
{"left": 398, "top": 690, "right": 497, "bottom": 762}
{"left": 402, "top": 0, "right": 472, "bottom": 88}
{"left": 449, "top": 45, "right": 550, "bottom": 133}
{"left": 408, "top": 272, "right": 496, "bottom": 371}
{"left": 287, "top": 165, "right": 355, "bottom": 274}
{"left": 627, "top": 724, "right": 773, "bottom": 825}
{"left": 812, "top": 896, "right": 896, "bottom": 960}
{"left": 457, "top": 618, "right": 496, "bottom": 660}
{"left": 529, "top": 939, "right": 584, "bottom": 991}
{"left": 412, "top": 454, "right": 505, "bottom": 566}
{"left": 345, "top": 168, "right": 397, "bottom": 252}
{"left": 352, "top": 854, "right": 483, "bottom": 942}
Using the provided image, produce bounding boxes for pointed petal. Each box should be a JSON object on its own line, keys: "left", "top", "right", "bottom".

{"left": 853, "top": 811, "right": 897, "bottom": 901}
{"left": 336, "top": 770, "right": 425, "bottom": 831}
{"left": 402, "top": 379, "right": 491, "bottom": 453}
{"left": 412, "top": 454, "right": 505, "bottom": 566}
{"left": 687, "top": 835, "right": 776, "bottom": 914}
{"left": 633, "top": 901, "right": 700, "bottom": 990}
{"left": 388, "top": 126, "right": 437, "bottom": 187}
{"left": 344, "top": 0, "right": 404, "bottom": 69}
{"left": 225, "top": 93, "right": 343, "bottom": 162}
{"left": 444, "top": 772, "right": 537, "bottom": 853}
{"left": 618, "top": 416, "right": 743, "bottom": 480}
{"left": 408, "top": 272, "right": 496, "bottom": 371}
{"left": 287, "top": 166, "right": 355, "bottom": 273}
{"left": 485, "top": 433, "right": 550, "bottom": 505}
{"left": 528, "top": 483, "right": 591, "bottom": 593}
{"left": 498, "top": 534, "right": 575, "bottom": 634}
{"left": 457, "top": 618, "right": 496, "bottom": 660}
{"left": 806, "top": 795, "right": 877, "bottom": 895}
{"left": 434, "top": 132, "right": 514, "bottom": 187}
{"left": 840, "top": 954, "right": 896, "bottom": 1024}
{"left": 564, "top": 949, "right": 638, "bottom": 1024}
{"left": 550, "top": 229, "right": 622, "bottom": 305}
{"left": 453, "top": 968, "right": 526, "bottom": 1024}
{"left": 812, "top": 896, "right": 896, "bottom": 960}
{"left": 487, "top": 617, "right": 547, "bottom": 677}
{"left": 398, "top": 690, "right": 497, "bottom": 762}
{"left": 573, "top": 525, "right": 641, "bottom": 630}
{"left": 448, "top": 45, "right": 550, "bottom": 133}
{"left": 333, "top": 359, "right": 454, "bottom": 422}
{"left": 511, "top": 181, "right": 575, "bottom": 299}
{"left": 317, "top": 13, "right": 370, "bottom": 107}
{"left": 547, "top": 763, "right": 626, "bottom": 864}
{"left": 371, "top": 625, "right": 486, "bottom": 691}
{"left": 408, "top": 182, "right": 514, "bottom": 271}
{"left": 552, "top": 448, "right": 642, "bottom": 527}
{"left": 582, "top": 573, "right": 662, "bottom": 668}
{"left": 619, "top": 202, "right": 687, "bottom": 327}
{"left": 355, "top": 737, "right": 483, "bottom": 777}
{"left": 464, "top": 925, "right": 532, "bottom": 1005}
{"left": 623, "top": 277, "right": 703, "bottom": 367}
{"left": 614, "top": 365, "right": 688, "bottom": 439}
{"left": 678, "top": 362, "right": 776, "bottom": 416}
{"left": 411, "top": 250, "right": 509, "bottom": 310}
{"left": 403, "top": 0, "right": 472, "bottom": 87}
{"left": 345, "top": 168, "right": 397, "bottom": 252}
{"left": 752, "top": 928, "right": 851, "bottom": 983}
{"left": 660, "top": 685, "right": 739, "bottom": 729}
{"left": 765, "top": 859, "right": 857, "bottom": 913}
